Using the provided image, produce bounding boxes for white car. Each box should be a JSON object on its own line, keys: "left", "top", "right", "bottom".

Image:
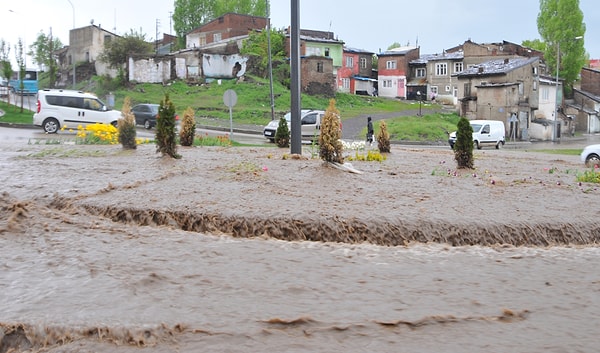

{"left": 33, "top": 89, "right": 121, "bottom": 133}
{"left": 263, "top": 109, "right": 325, "bottom": 143}
{"left": 580, "top": 144, "right": 600, "bottom": 167}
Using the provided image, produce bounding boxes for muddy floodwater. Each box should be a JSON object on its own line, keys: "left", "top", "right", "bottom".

{"left": 1, "top": 135, "right": 599, "bottom": 352}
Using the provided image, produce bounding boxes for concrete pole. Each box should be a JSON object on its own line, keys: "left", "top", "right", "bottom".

{"left": 290, "top": 0, "right": 302, "bottom": 154}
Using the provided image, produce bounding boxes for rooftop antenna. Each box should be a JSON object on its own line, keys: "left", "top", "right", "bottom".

{"left": 169, "top": 11, "right": 173, "bottom": 34}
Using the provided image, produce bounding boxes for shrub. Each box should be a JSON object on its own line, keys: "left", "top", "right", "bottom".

{"left": 117, "top": 97, "right": 137, "bottom": 149}
{"left": 179, "top": 106, "right": 196, "bottom": 146}
{"left": 274, "top": 117, "right": 290, "bottom": 148}
{"left": 155, "top": 93, "right": 180, "bottom": 158}
{"left": 377, "top": 120, "right": 391, "bottom": 153}
{"left": 318, "top": 99, "right": 344, "bottom": 163}
{"left": 454, "top": 117, "right": 474, "bottom": 169}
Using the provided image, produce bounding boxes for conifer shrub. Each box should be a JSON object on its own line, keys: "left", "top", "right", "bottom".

{"left": 274, "top": 117, "right": 290, "bottom": 148}
{"left": 117, "top": 96, "right": 137, "bottom": 149}
{"left": 318, "top": 99, "right": 344, "bottom": 163}
{"left": 155, "top": 93, "right": 180, "bottom": 159}
{"left": 179, "top": 106, "right": 196, "bottom": 147}
{"left": 377, "top": 120, "right": 391, "bottom": 153}
{"left": 454, "top": 117, "right": 474, "bottom": 169}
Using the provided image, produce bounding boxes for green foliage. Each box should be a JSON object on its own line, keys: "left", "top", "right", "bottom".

{"left": 179, "top": 106, "right": 196, "bottom": 146}
{"left": 521, "top": 39, "right": 546, "bottom": 52}
{"left": 454, "top": 117, "right": 474, "bottom": 169}
{"left": 240, "top": 29, "right": 286, "bottom": 78}
{"left": 173, "top": 0, "right": 266, "bottom": 47}
{"left": 99, "top": 30, "right": 153, "bottom": 70}
{"left": 155, "top": 93, "right": 180, "bottom": 158}
{"left": 193, "top": 133, "right": 233, "bottom": 147}
{"left": 319, "top": 99, "right": 344, "bottom": 163}
{"left": 376, "top": 120, "right": 391, "bottom": 153}
{"left": 0, "top": 40, "right": 12, "bottom": 106}
{"left": 274, "top": 117, "right": 290, "bottom": 148}
{"left": 537, "top": 0, "right": 586, "bottom": 89}
{"left": 28, "top": 31, "right": 62, "bottom": 87}
{"left": 117, "top": 97, "right": 137, "bottom": 149}
{"left": 577, "top": 169, "right": 600, "bottom": 183}
{"left": 366, "top": 113, "right": 460, "bottom": 143}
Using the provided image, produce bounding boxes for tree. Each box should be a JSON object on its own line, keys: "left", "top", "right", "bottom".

{"left": 99, "top": 29, "right": 153, "bottom": 74}
{"left": 240, "top": 29, "right": 286, "bottom": 78}
{"left": 537, "top": 0, "right": 586, "bottom": 91}
{"left": 173, "top": 0, "right": 267, "bottom": 48}
{"left": 454, "top": 117, "right": 474, "bottom": 169}
{"left": 521, "top": 39, "right": 546, "bottom": 52}
{"left": 0, "top": 40, "right": 12, "bottom": 106}
{"left": 156, "top": 93, "right": 180, "bottom": 159}
{"left": 29, "top": 30, "right": 62, "bottom": 87}
{"left": 319, "top": 99, "right": 344, "bottom": 164}
{"left": 118, "top": 97, "right": 137, "bottom": 150}
{"left": 14, "top": 38, "right": 26, "bottom": 113}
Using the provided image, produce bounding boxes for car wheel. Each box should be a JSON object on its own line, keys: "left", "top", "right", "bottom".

{"left": 111, "top": 121, "right": 118, "bottom": 128}
{"left": 585, "top": 154, "right": 600, "bottom": 167}
{"left": 144, "top": 120, "right": 152, "bottom": 129}
{"left": 43, "top": 118, "right": 59, "bottom": 134}
{"left": 474, "top": 141, "right": 481, "bottom": 149}
{"left": 495, "top": 141, "right": 502, "bottom": 149}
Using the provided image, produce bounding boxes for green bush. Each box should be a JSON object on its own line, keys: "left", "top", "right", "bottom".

{"left": 155, "top": 93, "right": 180, "bottom": 158}
{"left": 117, "top": 97, "right": 137, "bottom": 149}
{"left": 274, "top": 117, "right": 290, "bottom": 148}
{"left": 454, "top": 117, "right": 474, "bottom": 169}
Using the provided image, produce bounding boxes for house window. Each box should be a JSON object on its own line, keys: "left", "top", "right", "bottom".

{"left": 104, "top": 35, "right": 112, "bottom": 43}
{"left": 542, "top": 86, "right": 550, "bottom": 100}
{"left": 518, "top": 82, "right": 524, "bottom": 95}
{"left": 85, "top": 51, "right": 90, "bottom": 62}
{"left": 533, "top": 80, "right": 538, "bottom": 91}
{"left": 532, "top": 66, "right": 538, "bottom": 75}
{"left": 346, "top": 56, "right": 353, "bottom": 68}
{"left": 445, "top": 85, "right": 451, "bottom": 92}
{"left": 464, "top": 83, "right": 471, "bottom": 97}
{"left": 199, "top": 35, "right": 206, "bottom": 46}
{"left": 435, "top": 63, "right": 447, "bottom": 76}
{"left": 342, "top": 78, "right": 350, "bottom": 89}
{"left": 386, "top": 60, "right": 397, "bottom": 69}
{"left": 416, "top": 68, "right": 425, "bottom": 77}
{"left": 324, "top": 48, "right": 330, "bottom": 57}
{"left": 382, "top": 80, "right": 393, "bottom": 88}
{"left": 360, "top": 57, "right": 367, "bottom": 69}
{"left": 454, "top": 62, "right": 463, "bottom": 73}
{"left": 317, "top": 62, "right": 324, "bottom": 73}
{"left": 430, "top": 86, "right": 438, "bottom": 94}
{"left": 213, "top": 32, "right": 222, "bottom": 42}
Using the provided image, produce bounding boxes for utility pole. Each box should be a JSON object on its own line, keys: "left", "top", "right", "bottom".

{"left": 266, "top": 0, "right": 275, "bottom": 121}
{"left": 290, "top": 0, "right": 301, "bottom": 154}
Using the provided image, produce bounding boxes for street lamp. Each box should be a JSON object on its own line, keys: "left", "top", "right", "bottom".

{"left": 417, "top": 91, "right": 422, "bottom": 116}
{"left": 553, "top": 36, "right": 583, "bottom": 142}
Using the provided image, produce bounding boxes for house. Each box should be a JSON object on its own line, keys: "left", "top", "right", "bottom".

{"left": 338, "top": 47, "right": 376, "bottom": 95}
{"left": 59, "top": 24, "right": 120, "bottom": 86}
{"left": 455, "top": 57, "right": 541, "bottom": 140}
{"left": 285, "top": 29, "right": 344, "bottom": 96}
{"left": 571, "top": 67, "right": 600, "bottom": 134}
{"left": 186, "top": 13, "right": 267, "bottom": 49}
{"left": 154, "top": 33, "right": 177, "bottom": 55}
{"left": 377, "top": 46, "right": 420, "bottom": 99}
{"left": 408, "top": 51, "right": 464, "bottom": 103}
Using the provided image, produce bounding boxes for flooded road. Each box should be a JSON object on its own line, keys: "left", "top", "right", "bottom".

{"left": 0, "top": 126, "right": 599, "bottom": 352}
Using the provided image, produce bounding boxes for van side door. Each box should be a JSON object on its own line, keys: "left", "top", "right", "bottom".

{"left": 481, "top": 124, "right": 491, "bottom": 142}
{"left": 301, "top": 112, "right": 319, "bottom": 139}
{"left": 80, "top": 97, "right": 111, "bottom": 125}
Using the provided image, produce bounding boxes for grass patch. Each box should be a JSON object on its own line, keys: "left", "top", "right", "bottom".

{"left": 23, "top": 146, "right": 110, "bottom": 158}
{"left": 0, "top": 100, "right": 34, "bottom": 124}
{"left": 529, "top": 149, "right": 583, "bottom": 156}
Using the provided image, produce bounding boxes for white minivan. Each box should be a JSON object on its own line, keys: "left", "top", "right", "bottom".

{"left": 33, "top": 89, "right": 121, "bottom": 133}
{"left": 448, "top": 120, "right": 506, "bottom": 149}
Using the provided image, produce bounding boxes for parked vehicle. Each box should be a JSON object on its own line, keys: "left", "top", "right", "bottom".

{"left": 263, "top": 109, "right": 326, "bottom": 142}
{"left": 132, "top": 103, "right": 159, "bottom": 129}
{"left": 580, "top": 144, "right": 600, "bottom": 167}
{"left": 0, "top": 78, "right": 8, "bottom": 97}
{"left": 448, "top": 120, "right": 506, "bottom": 149}
{"left": 33, "top": 89, "right": 121, "bottom": 133}
{"left": 9, "top": 69, "right": 38, "bottom": 95}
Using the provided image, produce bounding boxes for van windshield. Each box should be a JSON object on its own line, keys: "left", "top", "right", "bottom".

{"left": 470, "top": 123, "right": 482, "bottom": 132}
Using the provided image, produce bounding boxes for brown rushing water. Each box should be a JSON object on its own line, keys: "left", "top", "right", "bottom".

{"left": 1, "top": 132, "right": 599, "bottom": 352}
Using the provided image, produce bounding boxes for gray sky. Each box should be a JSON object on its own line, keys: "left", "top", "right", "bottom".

{"left": 1, "top": 0, "right": 598, "bottom": 69}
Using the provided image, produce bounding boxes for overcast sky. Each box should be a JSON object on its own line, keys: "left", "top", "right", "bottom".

{"left": 1, "top": 0, "right": 598, "bottom": 68}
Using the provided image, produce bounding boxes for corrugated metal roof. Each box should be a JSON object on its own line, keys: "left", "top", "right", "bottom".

{"left": 456, "top": 57, "right": 539, "bottom": 77}
{"left": 411, "top": 51, "right": 464, "bottom": 64}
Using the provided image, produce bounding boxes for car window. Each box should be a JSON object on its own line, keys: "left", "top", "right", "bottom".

{"left": 470, "top": 123, "right": 482, "bottom": 132}
{"left": 482, "top": 125, "right": 490, "bottom": 134}
{"left": 83, "top": 98, "right": 103, "bottom": 111}
{"left": 302, "top": 113, "right": 317, "bottom": 125}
